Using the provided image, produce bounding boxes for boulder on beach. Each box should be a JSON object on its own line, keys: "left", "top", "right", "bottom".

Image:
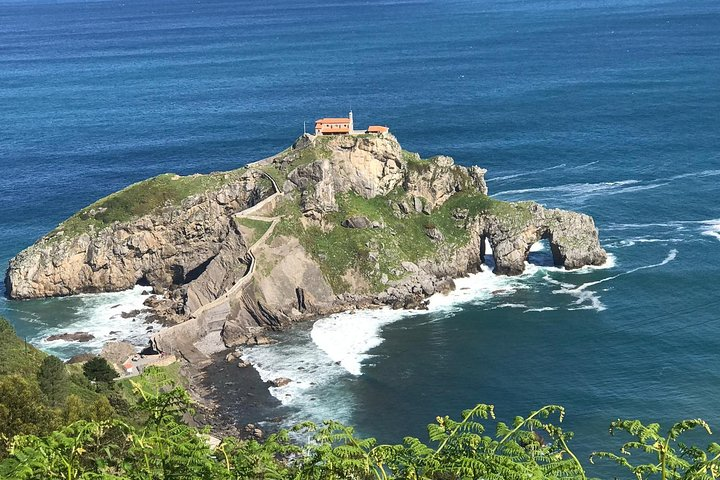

{"left": 100, "top": 341, "right": 136, "bottom": 368}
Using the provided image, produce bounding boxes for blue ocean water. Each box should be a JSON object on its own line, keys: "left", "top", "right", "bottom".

{"left": 2, "top": 0, "right": 720, "bottom": 475}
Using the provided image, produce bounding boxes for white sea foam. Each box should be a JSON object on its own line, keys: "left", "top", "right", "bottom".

{"left": 668, "top": 168, "right": 720, "bottom": 182}
{"left": 493, "top": 179, "right": 640, "bottom": 199}
{"left": 701, "top": 219, "right": 720, "bottom": 241}
{"left": 310, "top": 310, "right": 415, "bottom": 376}
{"left": 243, "top": 248, "right": 621, "bottom": 418}
{"left": 604, "top": 237, "right": 685, "bottom": 248}
{"left": 524, "top": 307, "right": 557, "bottom": 313}
{"left": 487, "top": 160, "right": 600, "bottom": 185}
{"left": 604, "top": 219, "right": 720, "bottom": 243}
{"left": 239, "top": 234, "right": 626, "bottom": 425}
{"left": 529, "top": 241, "right": 546, "bottom": 252}
{"left": 33, "top": 286, "right": 160, "bottom": 359}
{"left": 241, "top": 264, "right": 525, "bottom": 424}
{"left": 487, "top": 163, "right": 566, "bottom": 183}
{"left": 544, "top": 250, "right": 676, "bottom": 313}
{"left": 309, "top": 266, "right": 522, "bottom": 379}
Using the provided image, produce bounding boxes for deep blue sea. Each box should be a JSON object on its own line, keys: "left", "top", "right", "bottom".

{"left": 2, "top": 0, "right": 720, "bottom": 476}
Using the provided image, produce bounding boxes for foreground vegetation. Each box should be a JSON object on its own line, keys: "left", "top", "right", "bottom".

{"left": 2, "top": 369, "right": 720, "bottom": 479}
{"left": 0, "top": 317, "right": 176, "bottom": 459}
{"left": 3, "top": 317, "right": 720, "bottom": 479}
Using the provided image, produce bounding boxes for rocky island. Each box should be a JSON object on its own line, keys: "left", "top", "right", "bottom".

{"left": 5, "top": 133, "right": 607, "bottom": 362}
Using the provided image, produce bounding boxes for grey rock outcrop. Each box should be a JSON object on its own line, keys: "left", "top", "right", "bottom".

{"left": 284, "top": 135, "right": 404, "bottom": 222}
{"left": 404, "top": 155, "right": 488, "bottom": 211}
{"left": 6, "top": 171, "right": 273, "bottom": 300}
{"left": 100, "top": 341, "right": 137, "bottom": 368}
{"left": 478, "top": 202, "right": 606, "bottom": 275}
{"left": 342, "top": 216, "right": 373, "bottom": 229}
{"left": 46, "top": 332, "right": 95, "bottom": 343}
{"left": 6, "top": 132, "right": 607, "bottom": 358}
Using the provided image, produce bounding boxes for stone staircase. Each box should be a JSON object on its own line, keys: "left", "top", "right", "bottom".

{"left": 153, "top": 169, "right": 283, "bottom": 362}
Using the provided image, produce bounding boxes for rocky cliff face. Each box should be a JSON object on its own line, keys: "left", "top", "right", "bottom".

{"left": 5, "top": 170, "right": 273, "bottom": 301}
{"left": 284, "top": 135, "right": 406, "bottom": 224}
{"left": 6, "top": 133, "right": 607, "bottom": 355}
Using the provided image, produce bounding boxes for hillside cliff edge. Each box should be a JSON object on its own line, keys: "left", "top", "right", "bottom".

{"left": 5, "top": 134, "right": 607, "bottom": 356}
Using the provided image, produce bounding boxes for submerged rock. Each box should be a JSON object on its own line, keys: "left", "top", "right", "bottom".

{"left": 66, "top": 353, "right": 96, "bottom": 364}
{"left": 271, "top": 377, "right": 292, "bottom": 387}
{"left": 46, "top": 332, "right": 94, "bottom": 343}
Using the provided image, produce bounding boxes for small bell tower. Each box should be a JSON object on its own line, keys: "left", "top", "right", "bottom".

{"left": 348, "top": 110, "right": 354, "bottom": 133}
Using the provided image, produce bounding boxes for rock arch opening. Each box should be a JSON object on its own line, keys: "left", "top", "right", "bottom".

{"left": 527, "top": 238, "right": 554, "bottom": 267}
{"left": 479, "top": 235, "right": 496, "bottom": 270}
{"left": 527, "top": 231, "right": 565, "bottom": 268}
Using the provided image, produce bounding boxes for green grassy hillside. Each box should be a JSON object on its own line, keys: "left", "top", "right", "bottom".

{"left": 46, "top": 167, "right": 263, "bottom": 242}
{"left": 0, "top": 317, "right": 45, "bottom": 378}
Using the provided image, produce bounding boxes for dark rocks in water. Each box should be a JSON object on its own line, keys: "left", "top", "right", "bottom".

{"left": 46, "top": 331, "right": 94, "bottom": 342}
{"left": 271, "top": 377, "right": 292, "bottom": 387}
{"left": 120, "top": 309, "right": 143, "bottom": 319}
{"left": 140, "top": 345, "right": 160, "bottom": 355}
{"left": 341, "top": 215, "right": 372, "bottom": 229}
{"left": 435, "top": 278, "right": 456, "bottom": 295}
{"left": 237, "top": 360, "right": 251, "bottom": 368}
{"left": 391, "top": 295, "right": 428, "bottom": 310}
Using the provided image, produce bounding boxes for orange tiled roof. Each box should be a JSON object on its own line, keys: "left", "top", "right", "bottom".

{"left": 316, "top": 118, "right": 350, "bottom": 124}
{"left": 367, "top": 125, "right": 389, "bottom": 133}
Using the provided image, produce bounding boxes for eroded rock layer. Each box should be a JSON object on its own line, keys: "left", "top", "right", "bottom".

{"left": 6, "top": 133, "right": 607, "bottom": 354}
{"left": 5, "top": 171, "right": 273, "bottom": 300}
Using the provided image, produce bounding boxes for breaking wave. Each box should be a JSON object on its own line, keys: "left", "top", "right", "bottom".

{"left": 701, "top": 219, "right": 720, "bottom": 241}
{"left": 241, "top": 240, "right": 618, "bottom": 424}
{"left": 31, "top": 286, "right": 160, "bottom": 360}
{"left": 544, "top": 249, "right": 676, "bottom": 312}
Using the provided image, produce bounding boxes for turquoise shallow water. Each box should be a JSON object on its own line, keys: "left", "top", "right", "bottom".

{"left": 2, "top": 0, "right": 720, "bottom": 476}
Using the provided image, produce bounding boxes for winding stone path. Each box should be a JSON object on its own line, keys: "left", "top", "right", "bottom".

{"left": 153, "top": 169, "right": 283, "bottom": 363}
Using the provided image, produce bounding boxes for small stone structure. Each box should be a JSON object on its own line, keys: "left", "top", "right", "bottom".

{"left": 314, "top": 111, "right": 389, "bottom": 135}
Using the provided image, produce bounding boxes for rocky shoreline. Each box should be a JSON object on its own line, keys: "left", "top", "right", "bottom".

{"left": 5, "top": 133, "right": 608, "bottom": 426}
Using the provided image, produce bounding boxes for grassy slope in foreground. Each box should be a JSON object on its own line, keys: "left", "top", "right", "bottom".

{"left": 0, "top": 316, "right": 104, "bottom": 406}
